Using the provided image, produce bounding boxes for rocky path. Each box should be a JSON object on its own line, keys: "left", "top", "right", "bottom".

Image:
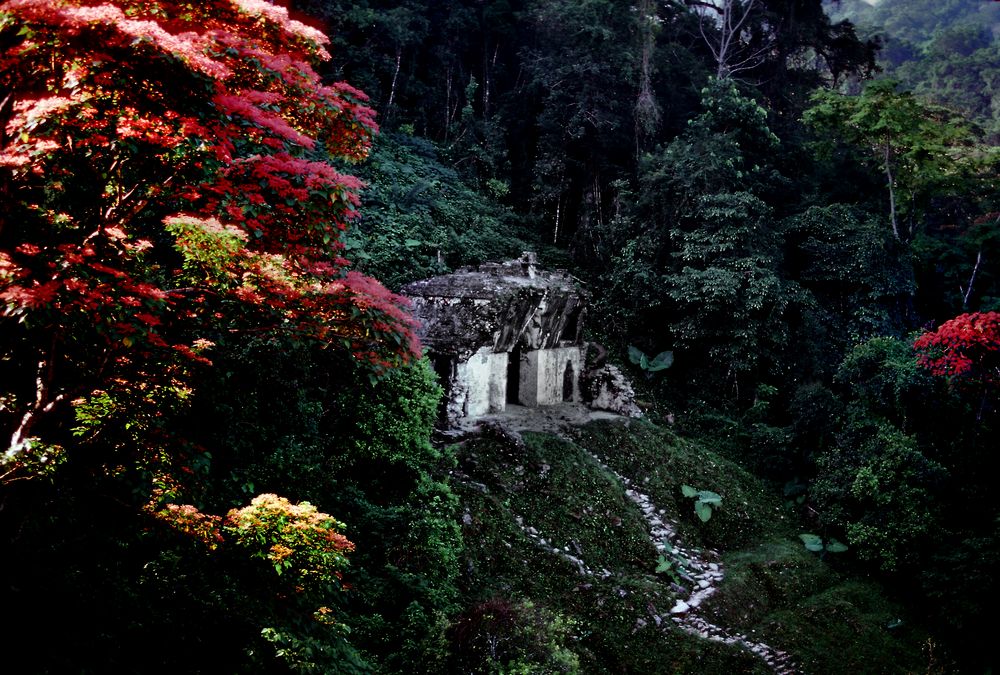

{"left": 462, "top": 419, "right": 799, "bottom": 674}
{"left": 583, "top": 448, "right": 799, "bottom": 675}
{"left": 512, "top": 512, "right": 614, "bottom": 579}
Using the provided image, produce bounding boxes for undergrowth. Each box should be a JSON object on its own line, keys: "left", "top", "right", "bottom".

{"left": 450, "top": 419, "right": 935, "bottom": 674}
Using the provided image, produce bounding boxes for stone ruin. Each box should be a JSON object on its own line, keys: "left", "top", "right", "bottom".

{"left": 402, "top": 252, "right": 640, "bottom": 427}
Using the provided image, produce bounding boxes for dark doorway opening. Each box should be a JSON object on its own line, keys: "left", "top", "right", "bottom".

{"left": 560, "top": 307, "right": 581, "bottom": 342}
{"left": 563, "top": 361, "right": 574, "bottom": 402}
{"left": 507, "top": 348, "right": 522, "bottom": 404}
{"left": 430, "top": 353, "right": 455, "bottom": 424}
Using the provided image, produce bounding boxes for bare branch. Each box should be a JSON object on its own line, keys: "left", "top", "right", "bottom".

{"left": 694, "top": 0, "right": 767, "bottom": 79}
{"left": 961, "top": 250, "right": 982, "bottom": 309}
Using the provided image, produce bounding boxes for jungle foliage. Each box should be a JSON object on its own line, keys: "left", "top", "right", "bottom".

{"left": 2, "top": 0, "right": 999, "bottom": 672}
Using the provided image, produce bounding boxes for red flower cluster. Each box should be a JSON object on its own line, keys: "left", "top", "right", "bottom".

{"left": 914, "top": 312, "right": 1000, "bottom": 386}
{"left": 0, "top": 0, "right": 419, "bottom": 371}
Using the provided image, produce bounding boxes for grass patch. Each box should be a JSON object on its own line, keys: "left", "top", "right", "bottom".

{"left": 450, "top": 420, "right": 932, "bottom": 674}
{"left": 703, "top": 538, "right": 933, "bottom": 674}
{"left": 452, "top": 429, "right": 770, "bottom": 673}
{"left": 571, "top": 419, "right": 787, "bottom": 551}
{"left": 703, "top": 538, "right": 839, "bottom": 628}
{"left": 757, "top": 581, "right": 933, "bottom": 674}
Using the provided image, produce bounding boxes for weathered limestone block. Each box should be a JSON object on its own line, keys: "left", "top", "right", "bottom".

{"left": 403, "top": 252, "right": 587, "bottom": 359}
{"left": 406, "top": 295, "right": 498, "bottom": 361}
{"left": 582, "top": 363, "right": 642, "bottom": 418}
{"left": 519, "top": 347, "right": 582, "bottom": 406}
{"left": 454, "top": 347, "right": 508, "bottom": 417}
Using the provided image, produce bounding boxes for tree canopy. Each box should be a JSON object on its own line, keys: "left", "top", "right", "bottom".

{"left": 2, "top": 0, "right": 1000, "bottom": 672}
{"left": 1, "top": 0, "right": 419, "bottom": 482}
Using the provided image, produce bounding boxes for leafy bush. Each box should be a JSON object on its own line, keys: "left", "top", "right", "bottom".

{"left": 450, "top": 598, "right": 580, "bottom": 674}
{"left": 347, "top": 133, "right": 530, "bottom": 289}
{"left": 813, "top": 348, "right": 948, "bottom": 572}
{"left": 681, "top": 484, "right": 723, "bottom": 523}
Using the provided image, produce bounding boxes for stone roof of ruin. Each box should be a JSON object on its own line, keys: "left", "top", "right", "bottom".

{"left": 401, "top": 253, "right": 589, "bottom": 356}
{"left": 401, "top": 252, "right": 584, "bottom": 301}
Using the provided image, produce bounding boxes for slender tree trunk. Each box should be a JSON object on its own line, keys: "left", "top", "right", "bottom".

{"left": 483, "top": 42, "right": 499, "bottom": 119}
{"left": 386, "top": 47, "right": 402, "bottom": 115}
{"left": 594, "top": 174, "right": 603, "bottom": 228}
{"left": 718, "top": 0, "right": 733, "bottom": 78}
{"left": 444, "top": 66, "right": 453, "bottom": 143}
{"left": 635, "top": 0, "right": 660, "bottom": 152}
{"left": 961, "top": 250, "right": 982, "bottom": 309}
{"left": 553, "top": 199, "right": 561, "bottom": 244}
{"left": 884, "top": 143, "right": 900, "bottom": 240}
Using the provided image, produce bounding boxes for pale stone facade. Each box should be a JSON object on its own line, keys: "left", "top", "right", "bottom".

{"left": 403, "top": 253, "right": 581, "bottom": 425}
{"left": 519, "top": 346, "right": 581, "bottom": 406}
{"left": 403, "top": 252, "right": 640, "bottom": 427}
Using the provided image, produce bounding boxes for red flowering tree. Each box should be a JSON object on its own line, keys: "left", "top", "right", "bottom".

{"left": 914, "top": 312, "right": 1000, "bottom": 385}
{"left": 914, "top": 312, "right": 1000, "bottom": 418}
{"left": 0, "top": 0, "right": 419, "bottom": 481}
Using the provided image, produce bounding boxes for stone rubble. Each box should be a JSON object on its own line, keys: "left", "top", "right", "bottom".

{"left": 512, "top": 514, "right": 609, "bottom": 578}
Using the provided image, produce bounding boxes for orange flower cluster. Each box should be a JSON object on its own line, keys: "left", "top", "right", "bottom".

{"left": 224, "top": 494, "right": 356, "bottom": 589}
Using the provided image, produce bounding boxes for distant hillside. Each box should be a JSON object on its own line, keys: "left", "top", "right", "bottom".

{"left": 824, "top": 0, "right": 1000, "bottom": 139}
{"left": 826, "top": 0, "right": 998, "bottom": 43}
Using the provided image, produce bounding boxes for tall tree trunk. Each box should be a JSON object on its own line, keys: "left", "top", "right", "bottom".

{"left": 884, "top": 143, "right": 900, "bottom": 240}
{"left": 961, "top": 250, "right": 982, "bottom": 309}
{"left": 444, "top": 66, "right": 453, "bottom": 143}
{"left": 386, "top": 47, "right": 402, "bottom": 117}
{"left": 553, "top": 199, "right": 561, "bottom": 244}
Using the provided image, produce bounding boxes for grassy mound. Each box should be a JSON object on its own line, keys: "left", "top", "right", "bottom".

{"left": 449, "top": 419, "right": 932, "bottom": 674}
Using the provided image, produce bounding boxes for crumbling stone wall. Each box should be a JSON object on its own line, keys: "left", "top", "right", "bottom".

{"left": 403, "top": 253, "right": 639, "bottom": 427}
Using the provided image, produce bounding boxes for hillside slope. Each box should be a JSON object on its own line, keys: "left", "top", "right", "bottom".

{"left": 450, "top": 419, "right": 933, "bottom": 674}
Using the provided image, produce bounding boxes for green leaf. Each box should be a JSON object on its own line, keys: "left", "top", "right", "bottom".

{"left": 695, "top": 501, "right": 713, "bottom": 522}
{"left": 628, "top": 345, "right": 645, "bottom": 365}
{"left": 799, "top": 533, "right": 824, "bottom": 552}
{"left": 783, "top": 479, "right": 806, "bottom": 497}
{"left": 696, "top": 490, "right": 722, "bottom": 505}
{"left": 646, "top": 350, "right": 674, "bottom": 371}
{"left": 639, "top": 353, "right": 650, "bottom": 370}
{"left": 404, "top": 238, "right": 422, "bottom": 248}
{"left": 825, "top": 539, "right": 849, "bottom": 553}
{"left": 655, "top": 556, "right": 673, "bottom": 573}
{"left": 681, "top": 484, "right": 698, "bottom": 498}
